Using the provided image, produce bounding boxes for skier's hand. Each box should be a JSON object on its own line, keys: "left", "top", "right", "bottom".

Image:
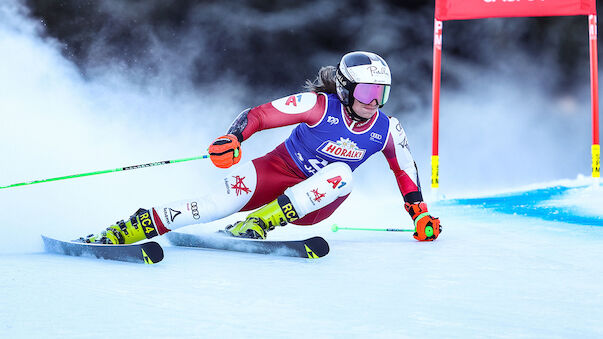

{"left": 404, "top": 202, "right": 441, "bottom": 241}
{"left": 208, "top": 134, "right": 241, "bottom": 169}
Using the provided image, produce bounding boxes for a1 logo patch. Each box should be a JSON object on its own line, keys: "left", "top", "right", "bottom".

{"left": 271, "top": 92, "right": 317, "bottom": 114}
{"left": 327, "top": 176, "right": 346, "bottom": 189}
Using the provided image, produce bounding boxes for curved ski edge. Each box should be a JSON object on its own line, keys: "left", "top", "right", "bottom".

{"left": 41, "top": 235, "right": 164, "bottom": 264}
{"left": 166, "top": 232, "right": 330, "bottom": 259}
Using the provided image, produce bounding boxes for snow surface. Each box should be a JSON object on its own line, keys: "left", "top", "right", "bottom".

{"left": 1, "top": 1, "right": 603, "bottom": 338}
{"left": 1, "top": 181, "right": 602, "bottom": 338}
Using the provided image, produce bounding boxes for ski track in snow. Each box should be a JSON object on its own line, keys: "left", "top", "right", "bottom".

{"left": 1, "top": 181, "right": 602, "bottom": 338}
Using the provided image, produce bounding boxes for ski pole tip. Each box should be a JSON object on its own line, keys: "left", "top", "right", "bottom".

{"left": 331, "top": 224, "right": 339, "bottom": 232}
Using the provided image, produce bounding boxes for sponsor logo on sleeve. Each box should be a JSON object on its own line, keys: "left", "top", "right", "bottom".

{"left": 398, "top": 136, "right": 408, "bottom": 148}
{"left": 271, "top": 92, "right": 318, "bottom": 114}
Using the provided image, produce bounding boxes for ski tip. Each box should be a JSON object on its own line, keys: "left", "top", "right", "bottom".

{"left": 41, "top": 235, "right": 164, "bottom": 264}
{"left": 304, "top": 236, "right": 330, "bottom": 258}
{"left": 140, "top": 241, "right": 164, "bottom": 264}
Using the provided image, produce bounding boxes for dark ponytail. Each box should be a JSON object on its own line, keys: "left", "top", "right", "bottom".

{"left": 304, "top": 65, "right": 337, "bottom": 94}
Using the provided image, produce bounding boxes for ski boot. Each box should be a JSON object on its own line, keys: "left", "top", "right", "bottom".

{"left": 78, "top": 208, "right": 159, "bottom": 244}
{"left": 224, "top": 196, "right": 300, "bottom": 239}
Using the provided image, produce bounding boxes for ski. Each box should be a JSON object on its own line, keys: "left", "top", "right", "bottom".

{"left": 166, "top": 232, "right": 329, "bottom": 259}
{"left": 41, "top": 235, "right": 164, "bottom": 264}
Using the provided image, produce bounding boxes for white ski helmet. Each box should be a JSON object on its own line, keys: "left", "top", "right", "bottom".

{"left": 336, "top": 51, "right": 391, "bottom": 109}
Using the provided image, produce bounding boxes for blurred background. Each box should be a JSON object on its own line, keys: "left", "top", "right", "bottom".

{"left": 16, "top": 0, "right": 599, "bottom": 190}
{"left": 0, "top": 0, "right": 600, "bottom": 248}
{"left": 24, "top": 0, "right": 596, "bottom": 110}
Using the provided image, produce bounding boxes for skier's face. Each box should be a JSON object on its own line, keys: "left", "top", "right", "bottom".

{"left": 352, "top": 99, "right": 379, "bottom": 119}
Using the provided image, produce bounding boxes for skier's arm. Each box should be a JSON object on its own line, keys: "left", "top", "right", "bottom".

{"left": 227, "top": 92, "right": 327, "bottom": 142}
{"left": 381, "top": 117, "right": 423, "bottom": 204}
{"left": 381, "top": 117, "right": 441, "bottom": 241}
{"left": 209, "top": 92, "right": 327, "bottom": 169}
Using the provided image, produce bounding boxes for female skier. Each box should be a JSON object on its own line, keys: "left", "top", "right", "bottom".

{"left": 81, "top": 51, "right": 441, "bottom": 244}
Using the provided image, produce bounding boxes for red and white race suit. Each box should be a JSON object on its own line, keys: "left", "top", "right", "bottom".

{"left": 150, "top": 92, "right": 423, "bottom": 233}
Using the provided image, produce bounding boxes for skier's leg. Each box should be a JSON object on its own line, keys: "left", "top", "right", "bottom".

{"left": 80, "top": 161, "right": 260, "bottom": 244}
{"left": 225, "top": 162, "right": 353, "bottom": 239}
{"left": 153, "top": 142, "right": 308, "bottom": 233}
{"left": 151, "top": 161, "right": 259, "bottom": 230}
{"left": 79, "top": 144, "right": 306, "bottom": 244}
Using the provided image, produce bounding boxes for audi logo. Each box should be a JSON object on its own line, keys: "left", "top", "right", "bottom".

{"left": 191, "top": 201, "right": 200, "bottom": 219}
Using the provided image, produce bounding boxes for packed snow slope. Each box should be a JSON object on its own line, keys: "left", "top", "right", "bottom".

{"left": 1, "top": 179, "right": 602, "bottom": 338}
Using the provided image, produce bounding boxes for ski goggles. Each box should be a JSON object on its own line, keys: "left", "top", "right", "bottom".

{"left": 353, "top": 83, "right": 391, "bottom": 106}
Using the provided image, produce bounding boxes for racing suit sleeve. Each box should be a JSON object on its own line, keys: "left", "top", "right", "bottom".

{"left": 381, "top": 116, "right": 424, "bottom": 204}
{"left": 227, "top": 92, "right": 327, "bottom": 142}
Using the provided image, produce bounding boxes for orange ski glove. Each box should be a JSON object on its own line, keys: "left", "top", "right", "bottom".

{"left": 404, "top": 202, "right": 442, "bottom": 241}
{"left": 208, "top": 134, "right": 241, "bottom": 169}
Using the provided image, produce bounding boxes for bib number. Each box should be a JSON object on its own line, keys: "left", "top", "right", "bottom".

{"left": 304, "top": 158, "right": 329, "bottom": 175}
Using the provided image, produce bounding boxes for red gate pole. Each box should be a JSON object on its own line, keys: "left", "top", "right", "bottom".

{"left": 589, "top": 14, "right": 600, "bottom": 178}
{"left": 431, "top": 19, "right": 443, "bottom": 189}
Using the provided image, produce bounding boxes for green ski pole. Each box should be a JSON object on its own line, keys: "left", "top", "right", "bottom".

{"left": 331, "top": 224, "right": 414, "bottom": 232}
{"left": 1, "top": 155, "right": 209, "bottom": 190}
